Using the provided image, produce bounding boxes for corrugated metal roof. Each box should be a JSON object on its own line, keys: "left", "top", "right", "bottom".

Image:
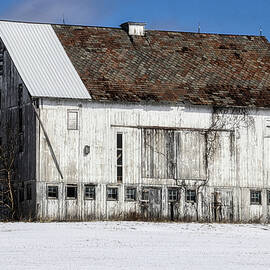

{"left": 0, "top": 21, "right": 90, "bottom": 99}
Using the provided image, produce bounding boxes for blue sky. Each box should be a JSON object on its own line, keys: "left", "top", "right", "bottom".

{"left": 0, "top": 0, "right": 269, "bottom": 39}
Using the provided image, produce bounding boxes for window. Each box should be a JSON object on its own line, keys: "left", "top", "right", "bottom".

{"left": 186, "top": 189, "right": 196, "bottom": 203}
{"left": 168, "top": 188, "right": 178, "bottom": 202}
{"left": 141, "top": 188, "right": 149, "bottom": 201}
{"left": 84, "top": 185, "right": 95, "bottom": 200}
{"left": 0, "top": 89, "right": 2, "bottom": 109}
{"left": 26, "top": 184, "right": 32, "bottom": 201}
{"left": 66, "top": 185, "right": 77, "bottom": 199}
{"left": 117, "top": 133, "right": 123, "bottom": 182}
{"left": 107, "top": 187, "right": 118, "bottom": 201}
{"left": 268, "top": 191, "right": 270, "bottom": 205}
{"left": 250, "top": 190, "right": 261, "bottom": 205}
{"left": 47, "top": 186, "right": 58, "bottom": 199}
{"left": 67, "top": 111, "right": 78, "bottom": 130}
{"left": 125, "top": 187, "right": 136, "bottom": 201}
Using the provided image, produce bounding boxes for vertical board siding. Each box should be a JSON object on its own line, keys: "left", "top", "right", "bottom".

{"left": 176, "top": 131, "right": 206, "bottom": 180}
{"left": 142, "top": 129, "right": 175, "bottom": 179}
{"left": 33, "top": 100, "right": 270, "bottom": 222}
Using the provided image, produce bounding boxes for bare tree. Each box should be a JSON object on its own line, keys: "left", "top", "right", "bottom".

{"left": 0, "top": 119, "right": 20, "bottom": 220}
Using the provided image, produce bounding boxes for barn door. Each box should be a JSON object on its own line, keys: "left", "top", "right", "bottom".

{"left": 212, "top": 189, "right": 233, "bottom": 222}
{"left": 141, "top": 187, "right": 162, "bottom": 220}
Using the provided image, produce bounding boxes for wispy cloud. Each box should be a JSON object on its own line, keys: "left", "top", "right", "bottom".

{"left": 1, "top": 0, "right": 114, "bottom": 25}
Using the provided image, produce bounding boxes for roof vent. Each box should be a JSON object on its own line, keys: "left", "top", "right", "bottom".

{"left": 121, "top": 22, "right": 146, "bottom": 36}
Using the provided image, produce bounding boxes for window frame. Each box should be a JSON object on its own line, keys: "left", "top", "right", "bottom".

{"left": 186, "top": 189, "right": 196, "bottom": 203}
{"left": 47, "top": 185, "right": 59, "bottom": 200}
{"left": 117, "top": 133, "right": 123, "bottom": 183}
{"left": 107, "top": 187, "right": 118, "bottom": 201}
{"left": 168, "top": 188, "right": 179, "bottom": 202}
{"left": 66, "top": 184, "right": 78, "bottom": 200}
{"left": 67, "top": 110, "right": 79, "bottom": 130}
{"left": 267, "top": 190, "right": 270, "bottom": 205}
{"left": 141, "top": 188, "right": 149, "bottom": 202}
{"left": 250, "top": 190, "right": 262, "bottom": 205}
{"left": 84, "top": 184, "right": 96, "bottom": 200}
{"left": 125, "top": 187, "right": 137, "bottom": 201}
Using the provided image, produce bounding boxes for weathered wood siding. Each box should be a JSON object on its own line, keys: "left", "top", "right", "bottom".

{"left": 35, "top": 99, "right": 270, "bottom": 222}
{"left": 0, "top": 43, "right": 36, "bottom": 218}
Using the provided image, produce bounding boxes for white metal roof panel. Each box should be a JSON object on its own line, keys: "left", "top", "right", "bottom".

{"left": 0, "top": 21, "right": 90, "bottom": 99}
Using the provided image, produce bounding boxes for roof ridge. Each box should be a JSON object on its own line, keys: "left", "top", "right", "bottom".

{"left": 0, "top": 19, "right": 265, "bottom": 39}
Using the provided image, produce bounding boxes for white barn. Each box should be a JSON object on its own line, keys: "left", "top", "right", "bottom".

{"left": 1, "top": 20, "right": 270, "bottom": 222}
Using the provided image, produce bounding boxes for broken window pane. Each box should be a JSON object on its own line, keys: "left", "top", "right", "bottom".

{"left": 186, "top": 189, "right": 196, "bottom": 203}
{"left": 66, "top": 185, "right": 77, "bottom": 199}
{"left": 125, "top": 187, "right": 136, "bottom": 201}
{"left": 84, "top": 185, "right": 95, "bottom": 200}
{"left": 47, "top": 186, "right": 58, "bottom": 199}
{"left": 250, "top": 190, "right": 261, "bottom": 205}
{"left": 107, "top": 187, "right": 118, "bottom": 201}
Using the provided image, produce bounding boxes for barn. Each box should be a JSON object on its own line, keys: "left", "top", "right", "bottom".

{"left": 1, "top": 20, "right": 270, "bottom": 222}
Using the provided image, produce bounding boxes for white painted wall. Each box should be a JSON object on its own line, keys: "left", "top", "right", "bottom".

{"left": 35, "top": 99, "right": 270, "bottom": 222}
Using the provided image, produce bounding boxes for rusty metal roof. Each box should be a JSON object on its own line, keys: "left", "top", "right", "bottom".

{"left": 52, "top": 24, "right": 270, "bottom": 107}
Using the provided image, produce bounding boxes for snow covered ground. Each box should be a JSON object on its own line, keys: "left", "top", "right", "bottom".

{"left": 0, "top": 222, "right": 270, "bottom": 270}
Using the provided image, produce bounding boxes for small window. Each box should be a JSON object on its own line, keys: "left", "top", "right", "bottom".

{"left": 26, "top": 184, "right": 32, "bottom": 201}
{"left": 47, "top": 186, "right": 58, "bottom": 199}
{"left": 107, "top": 187, "right": 118, "bottom": 201}
{"left": 84, "top": 185, "right": 95, "bottom": 200}
{"left": 117, "top": 133, "right": 123, "bottom": 182}
{"left": 66, "top": 185, "right": 77, "bottom": 199}
{"left": 67, "top": 111, "right": 78, "bottom": 130}
{"left": 250, "top": 190, "right": 261, "bottom": 205}
{"left": 186, "top": 189, "right": 196, "bottom": 203}
{"left": 168, "top": 188, "right": 178, "bottom": 202}
{"left": 141, "top": 188, "right": 149, "bottom": 201}
{"left": 268, "top": 191, "right": 270, "bottom": 205}
{"left": 125, "top": 187, "right": 136, "bottom": 201}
